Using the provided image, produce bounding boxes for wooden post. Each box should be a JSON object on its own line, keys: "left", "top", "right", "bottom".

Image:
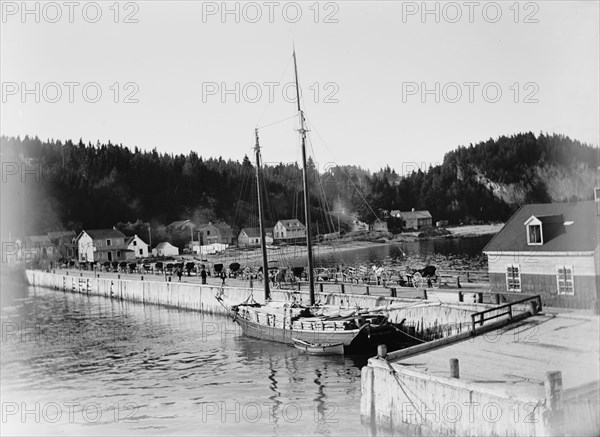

{"left": 377, "top": 344, "right": 387, "bottom": 359}
{"left": 477, "top": 292, "right": 483, "bottom": 303}
{"left": 340, "top": 284, "right": 345, "bottom": 294}
{"left": 297, "top": 282, "right": 301, "bottom": 291}
{"left": 545, "top": 371, "right": 564, "bottom": 433}
{"left": 494, "top": 293, "right": 501, "bottom": 305}
{"left": 319, "top": 283, "right": 324, "bottom": 293}
{"left": 457, "top": 276, "right": 462, "bottom": 289}
{"left": 390, "top": 287, "right": 396, "bottom": 298}
{"left": 450, "top": 358, "right": 459, "bottom": 378}
{"left": 529, "top": 300, "right": 538, "bottom": 315}
{"left": 117, "top": 274, "right": 120, "bottom": 279}
{"left": 423, "top": 289, "right": 428, "bottom": 300}
{"left": 365, "top": 286, "right": 370, "bottom": 295}
{"left": 141, "top": 275, "right": 144, "bottom": 281}
{"left": 458, "top": 291, "right": 463, "bottom": 302}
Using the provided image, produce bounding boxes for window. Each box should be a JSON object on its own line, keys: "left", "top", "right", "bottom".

{"left": 106, "top": 239, "right": 112, "bottom": 246}
{"left": 133, "top": 240, "right": 137, "bottom": 246}
{"left": 116, "top": 250, "right": 121, "bottom": 258}
{"left": 108, "top": 252, "right": 112, "bottom": 261}
{"left": 556, "top": 265, "right": 574, "bottom": 295}
{"left": 207, "top": 231, "right": 210, "bottom": 235}
{"left": 527, "top": 224, "right": 542, "bottom": 245}
{"left": 506, "top": 264, "right": 521, "bottom": 292}
{"left": 139, "top": 249, "right": 143, "bottom": 255}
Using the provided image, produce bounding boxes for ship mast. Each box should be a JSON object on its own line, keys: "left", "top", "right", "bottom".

{"left": 293, "top": 49, "right": 316, "bottom": 306}
{"left": 254, "top": 129, "right": 270, "bottom": 301}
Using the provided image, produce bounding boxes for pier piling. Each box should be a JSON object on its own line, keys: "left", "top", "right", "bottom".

{"left": 377, "top": 344, "right": 387, "bottom": 359}
{"left": 450, "top": 358, "right": 460, "bottom": 378}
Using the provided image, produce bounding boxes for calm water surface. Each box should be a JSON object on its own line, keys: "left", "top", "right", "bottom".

{"left": 1, "top": 285, "right": 374, "bottom": 436}
{"left": 1, "top": 237, "right": 491, "bottom": 436}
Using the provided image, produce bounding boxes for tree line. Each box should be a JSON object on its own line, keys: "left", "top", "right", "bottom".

{"left": 0, "top": 132, "right": 596, "bottom": 239}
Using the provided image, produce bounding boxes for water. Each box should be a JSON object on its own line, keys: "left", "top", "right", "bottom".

{"left": 315, "top": 235, "right": 492, "bottom": 272}
{"left": 1, "top": 236, "right": 491, "bottom": 436}
{"left": 1, "top": 285, "right": 372, "bottom": 436}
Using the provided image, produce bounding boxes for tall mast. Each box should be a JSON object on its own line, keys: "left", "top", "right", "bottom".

{"left": 254, "top": 129, "right": 270, "bottom": 301}
{"left": 293, "top": 49, "right": 315, "bottom": 306}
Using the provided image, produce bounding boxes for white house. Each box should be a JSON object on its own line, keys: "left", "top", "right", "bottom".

{"left": 75, "top": 228, "right": 131, "bottom": 263}
{"left": 274, "top": 219, "right": 306, "bottom": 242}
{"left": 152, "top": 242, "right": 179, "bottom": 257}
{"left": 238, "top": 227, "right": 274, "bottom": 247}
{"left": 125, "top": 234, "right": 149, "bottom": 258}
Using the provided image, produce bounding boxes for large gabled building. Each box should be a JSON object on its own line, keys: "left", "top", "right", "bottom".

{"left": 76, "top": 228, "right": 134, "bottom": 263}
{"left": 274, "top": 219, "right": 306, "bottom": 242}
{"left": 483, "top": 200, "right": 599, "bottom": 309}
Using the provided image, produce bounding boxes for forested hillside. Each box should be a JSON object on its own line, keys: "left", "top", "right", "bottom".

{"left": 0, "top": 132, "right": 596, "bottom": 238}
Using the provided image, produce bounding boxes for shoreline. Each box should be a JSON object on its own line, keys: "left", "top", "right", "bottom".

{"left": 193, "top": 224, "right": 502, "bottom": 267}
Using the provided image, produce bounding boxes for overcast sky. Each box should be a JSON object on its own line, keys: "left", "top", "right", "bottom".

{"left": 1, "top": 1, "right": 598, "bottom": 173}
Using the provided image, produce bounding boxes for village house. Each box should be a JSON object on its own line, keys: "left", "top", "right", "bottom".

{"left": 17, "top": 235, "right": 56, "bottom": 264}
{"left": 47, "top": 230, "right": 76, "bottom": 260}
{"left": 238, "top": 227, "right": 274, "bottom": 247}
{"left": 274, "top": 219, "right": 306, "bottom": 242}
{"left": 391, "top": 208, "right": 432, "bottom": 230}
{"left": 370, "top": 220, "right": 389, "bottom": 232}
{"left": 483, "top": 200, "right": 599, "bottom": 309}
{"left": 76, "top": 228, "right": 134, "bottom": 263}
{"left": 152, "top": 242, "right": 179, "bottom": 257}
{"left": 196, "top": 221, "right": 236, "bottom": 245}
{"left": 125, "top": 234, "right": 149, "bottom": 258}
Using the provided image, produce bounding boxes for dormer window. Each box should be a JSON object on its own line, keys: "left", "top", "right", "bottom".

{"left": 524, "top": 216, "right": 543, "bottom": 245}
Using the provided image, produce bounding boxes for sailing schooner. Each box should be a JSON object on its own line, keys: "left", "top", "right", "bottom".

{"left": 216, "top": 50, "right": 415, "bottom": 354}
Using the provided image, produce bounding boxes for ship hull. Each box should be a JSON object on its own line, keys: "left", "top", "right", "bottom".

{"left": 234, "top": 315, "right": 361, "bottom": 346}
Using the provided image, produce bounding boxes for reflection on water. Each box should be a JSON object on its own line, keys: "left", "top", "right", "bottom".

{"left": 1, "top": 284, "right": 381, "bottom": 436}
{"left": 315, "top": 235, "right": 492, "bottom": 272}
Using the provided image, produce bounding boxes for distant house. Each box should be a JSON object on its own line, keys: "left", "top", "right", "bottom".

{"left": 153, "top": 242, "right": 179, "bottom": 257}
{"left": 196, "top": 221, "right": 235, "bottom": 245}
{"left": 75, "top": 228, "right": 134, "bottom": 263}
{"left": 238, "top": 227, "right": 274, "bottom": 247}
{"left": 47, "top": 230, "right": 76, "bottom": 260}
{"left": 350, "top": 219, "right": 369, "bottom": 232}
{"left": 483, "top": 200, "right": 599, "bottom": 309}
{"left": 125, "top": 234, "right": 149, "bottom": 258}
{"left": 370, "top": 221, "right": 388, "bottom": 232}
{"left": 392, "top": 209, "right": 432, "bottom": 230}
{"left": 274, "top": 219, "right": 306, "bottom": 242}
{"left": 17, "top": 235, "right": 56, "bottom": 264}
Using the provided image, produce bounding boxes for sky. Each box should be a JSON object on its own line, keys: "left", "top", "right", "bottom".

{"left": 1, "top": 1, "right": 599, "bottom": 174}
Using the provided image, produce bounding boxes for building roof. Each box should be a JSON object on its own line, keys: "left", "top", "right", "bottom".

{"left": 84, "top": 229, "right": 126, "bottom": 240}
{"left": 155, "top": 242, "right": 177, "bottom": 250}
{"left": 277, "top": 219, "right": 305, "bottom": 229}
{"left": 47, "top": 230, "right": 76, "bottom": 240}
{"left": 399, "top": 210, "right": 432, "bottom": 220}
{"left": 22, "top": 235, "right": 53, "bottom": 246}
{"left": 240, "top": 227, "right": 261, "bottom": 238}
{"left": 125, "top": 235, "right": 148, "bottom": 246}
{"left": 483, "top": 200, "right": 599, "bottom": 253}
